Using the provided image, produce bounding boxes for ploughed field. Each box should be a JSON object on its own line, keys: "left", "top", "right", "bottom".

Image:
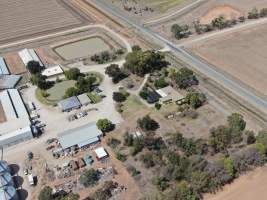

{"left": 186, "top": 24, "right": 267, "bottom": 97}
{"left": 0, "top": 0, "right": 83, "bottom": 44}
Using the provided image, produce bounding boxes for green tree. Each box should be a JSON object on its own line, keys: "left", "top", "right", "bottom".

{"left": 96, "top": 119, "right": 114, "bottom": 132}
{"left": 176, "top": 181, "right": 198, "bottom": 200}
{"left": 173, "top": 67, "right": 197, "bottom": 89}
{"left": 31, "top": 74, "right": 51, "bottom": 90}
{"left": 211, "top": 16, "right": 229, "bottom": 29}
{"left": 38, "top": 186, "right": 53, "bottom": 200}
{"left": 75, "top": 76, "right": 96, "bottom": 93}
{"left": 154, "top": 77, "right": 169, "bottom": 89}
{"left": 227, "top": 113, "right": 246, "bottom": 132}
{"left": 65, "top": 68, "right": 81, "bottom": 80}
{"left": 221, "top": 156, "right": 234, "bottom": 178}
{"left": 79, "top": 169, "right": 99, "bottom": 187}
{"left": 256, "top": 130, "right": 267, "bottom": 146}
{"left": 209, "top": 125, "right": 232, "bottom": 153}
{"left": 64, "top": 87, "right": 79, "bottom": 98}
{"left": 246, "top": 130, "right": 256, "bottom": 145}
{"left": 27, "top": 60, "right": 43, "bottom": 74}
{"left": 171, "top": 24, "right": 191, "bottom": 39}
{"left": 185, "top": 91, "right": 205, "bottom": 109}
{"left": 124, "top": 50, "right": 169, "bottom": 76}
{"left": 248, "top": 8, "right": 259, "bottom": 19}
{"left": 137, "top": 115, "right": 159, "bottom": 132}
{"left": 113, "top": 92, "right": 127, "bottom": 102}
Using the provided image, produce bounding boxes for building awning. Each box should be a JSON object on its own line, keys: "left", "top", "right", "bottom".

{"left": 78, "top": 137, "right": 99, "bottom": 148}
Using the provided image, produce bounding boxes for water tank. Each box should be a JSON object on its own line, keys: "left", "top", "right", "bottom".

{"left": 0, "top": 161, "right": 10, "bottom": 174}
{"left": 0, "top": 172, "right": 12, "bottom": 187}
{"left": 0, "top": 186, "right": 16, "bottom": 200}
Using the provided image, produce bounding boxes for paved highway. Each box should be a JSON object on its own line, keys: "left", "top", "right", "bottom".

{"left": 92, "top": 0, "right": 267, "bottom": 114}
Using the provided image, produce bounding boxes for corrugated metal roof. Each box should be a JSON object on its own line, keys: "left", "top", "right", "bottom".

{"left": 0, "top": 58, "right": 9, "bottom": 75}
{"left": 0, "top": 186, "right": 16, "bottom": 200}
{"left": 58, "top": 96, "right": 81, "bottom": 111}
{"left": 0, "top": 90, "right": 17, "bottom": 120}
{"left": 18, "top": 48, "right": 44, "bottom": 67}
{"left": 77, "top": 93, "right": 91, "bottom": 105}
{"left": 0, "top": 75, "right": 21, "bottom": 89}
{"left": 8, "top": 89, "right": 28, "bottom": 118}
{"left": 58, "top": 122, "right": 102, "bottom": 149}
{"left": 41, "top": 65, "right": 63, "bottom": 77}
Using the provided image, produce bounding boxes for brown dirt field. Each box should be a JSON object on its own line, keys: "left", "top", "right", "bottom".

{"left": 200, "top": 5, "right": 242, "bottom": 24}
{"left": 205, "top": 165, "right": 267, "bottom": 200}
{"left": 4, "top": 53, "right": 26, "bottom": 74}
{"left": 35, "top": 48, "right": 57, "bottom": 66}
{"left": 0, "top": 103, "right": 6, "bottom": 123}
{"left": 186, "top": 24, "right": 267, "bottom": 97}
{"left": 0, "top": 0, "right": 85, "bottom": 44}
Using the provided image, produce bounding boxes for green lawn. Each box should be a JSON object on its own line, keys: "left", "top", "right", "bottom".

{"left": 46, "top": 80, "right": 76, "bottom": 101}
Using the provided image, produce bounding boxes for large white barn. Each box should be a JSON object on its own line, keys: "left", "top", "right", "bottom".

{"left": 18, "top": 48, "right": 44, "bottom": 67}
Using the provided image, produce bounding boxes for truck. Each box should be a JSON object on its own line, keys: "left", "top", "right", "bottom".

{"left": 28, "top": 174, "right": 35, "bottom": 186}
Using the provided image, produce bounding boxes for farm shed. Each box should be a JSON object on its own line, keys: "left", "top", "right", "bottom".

{"left": 0, "top": 185, "right": 18, "bottom": 200}
{"left": 57, "top": 96, "right": 81, "bottom": 112}
{"left": 147, "top": 91, "right": 160, "bottom": 104}
{"left": 0, "top": 75, "right": 21, "bottom": 90}
{"left": 94, "top": 147, "right": 108, "bottom": 160}
{"left": 41, "top": 65, "right": 63, "bottom": 78}
{"left": 77, "top": 93, "right": 91, "bottom": 106}
{"left": 18, "top": 48, "right": 44, "bottom": 67}
{"left": 58, "top": 122, "right": 102, "bottom": 150}
{"left": 156, "top": 86, "right": 185, "bottom": 104}
{"left": 0, "top": 57, "right": 9, "bottom": 75}
{"left": 0, "top": 126, "right": 33, "bottom": 148}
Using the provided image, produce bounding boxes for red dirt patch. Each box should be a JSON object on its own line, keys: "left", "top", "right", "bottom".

{"left": 4, "top": 53, "right": 26, "bottom": 74}
{"left": 200, "top": 5, "right": 242, "bottom": 24}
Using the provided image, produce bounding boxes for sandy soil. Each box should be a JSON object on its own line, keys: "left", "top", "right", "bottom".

{"left": 4, "top": 53, "right": 26, "bottom": 74}
{"left": 205, "top": 165, "right": 267, "bottom": 200}
{"left": 200, "top": 5, "right": 242, "bottom": 24}
{"left": 186, "top": 23, "right": 267, "bottom": 97}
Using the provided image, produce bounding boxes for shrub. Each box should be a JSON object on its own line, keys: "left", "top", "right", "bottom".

{"left": 79, "top": 169, "right": 99, "bottom": 187}
{"left": 137, "top": 115, "right": 159, "bottom": 132}
{"left": 96, "top": 119, "right": 114, "bottom": 133}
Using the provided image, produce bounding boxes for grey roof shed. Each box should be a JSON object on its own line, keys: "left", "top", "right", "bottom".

{"left": 58, "top": 96, "right": 81, "bottom": 112}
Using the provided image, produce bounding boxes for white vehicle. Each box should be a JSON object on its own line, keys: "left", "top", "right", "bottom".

{"left": 28, "top": 174, "right": 34, "bottom": 186}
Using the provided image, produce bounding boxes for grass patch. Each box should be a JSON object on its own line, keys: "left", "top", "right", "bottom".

{"left": 87, "top": 92, "right": 102, "bottom": 104}
{"left": 85, "top": 71, "right": 104, "bottom": 85}
{"left": 46, "top": 80, "right": 76, "bottom": 101}
{"left": 35, "top": 88, "right": 58, "bottom": 106}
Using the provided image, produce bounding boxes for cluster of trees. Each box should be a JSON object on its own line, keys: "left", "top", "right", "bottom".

{"left": 172, "top": 7, "right": 267, "bottom": 39}
{"left": 185, "top": 90, "right": 206, "bottom": 109}
{"left": 137, "top": 115, "right": 159, "bottom": 132}
{"left": 209, "top": 113, "right": 247, "bottom": 153}
{"left": 113, "top": 91, "right": 129, "bottom": 103}
{"left": 64, "top": 68, "right": 96, "bottom": 98}
{"left": 38, "top": 186, "right": 79, "bottom": 200}
{"left": 248, "top": 7, "right": 267, "bottom": 19}
{"left": 119, "top": 111, "right": 267, "bottom": 199}
{"left": 91, "top": 49, "right": 124, "bottom": 64}
{"left": 28, "top": 61, "right": 52, "bottom": 90}
{"left": 105, "top": 64, "right": 128, "bottom": 83}
{"left": 79, "top": 169, "right": 99, "bottom": 187}
{"left": 89, "top": 181, "right": 118, "bottom": 200}
{"left": 172, "top": 67, "right": 198, "bottom": 89}
{"left": 171, "top": 24, "right": 191, "bottom": 39}
{"left": 123, "top": 47, "right": 169, "bottom": 76}
{"left": 96, "top": 118, "right": 115, "bottom": 133}
{"left": 154, "top": 77, "right": 169, "bottom": 89}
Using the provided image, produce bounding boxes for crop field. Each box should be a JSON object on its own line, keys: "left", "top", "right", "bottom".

{"left": 186, "top": 23, "right": 267, "bottom": 97}
{"left": 4, "top": 53, "right": 26, "bottom": 74}
{"left": 0, "top": 0, "right": 86, "bottom": 44}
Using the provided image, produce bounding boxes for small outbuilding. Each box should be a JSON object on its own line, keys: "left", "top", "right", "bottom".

{"left": 94, "top": 147, "right": 108, "bottom": 160}
{"left": 41, "top": 65, "right": 64, "bottom": 79}
{"left": 146, "top": 91, "right": 160, "bottom": 104}
{"left": 58, "top": 96, "right": 81, "bottom": 112}
{"left": 77, "top": 93, "right": 91, "bottom": 106}
{"left": 156, "top": 86, "right": 185, "bottom": 104}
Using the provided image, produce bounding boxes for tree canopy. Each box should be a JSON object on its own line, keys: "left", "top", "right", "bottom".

{"left": 137, "top": 115, "right": 159, "bottom": 132}
{"left": 96, "top": 118, "right": 114, "bottom": 133}
{"left": 124, "top": 49, "right": 169, "bottom": 76}
{"left": 65, "top": 68, "right": 81, "bottom": 80}
{"left": 79, "top": 169, "right": 99, "bottom": 187}
{"left": 27, "top": 60, "right": 43, "bottom": 74}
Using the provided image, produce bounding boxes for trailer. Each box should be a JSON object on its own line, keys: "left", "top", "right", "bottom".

{"left": 28, "top": 174, "right": 34, "bottom": 186}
